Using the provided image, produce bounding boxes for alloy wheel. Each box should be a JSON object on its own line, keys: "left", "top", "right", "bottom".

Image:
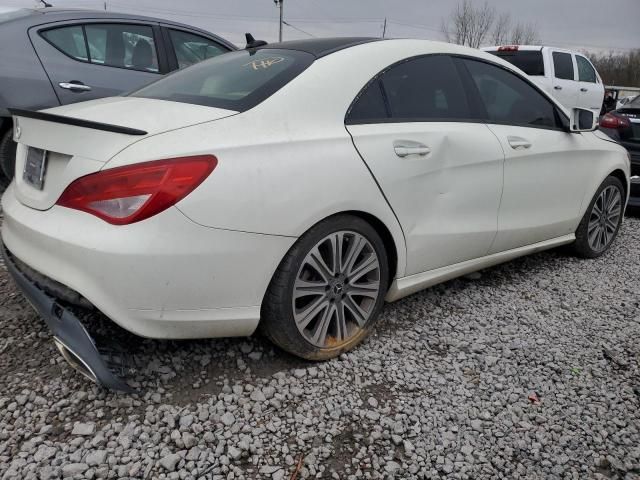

{"left": 587, "top": 185, "right": 622, "bottom": 252}
{"left": 292, "top": 231, "right": 381, "bottom": 348}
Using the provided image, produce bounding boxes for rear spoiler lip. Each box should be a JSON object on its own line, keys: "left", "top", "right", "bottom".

{"left": 8, "top": 108, "right": 148, "bottom": 136}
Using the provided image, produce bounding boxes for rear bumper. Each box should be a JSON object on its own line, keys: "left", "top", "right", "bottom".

{"left": 1, "top": 183, "right": 296, "bottom": 339}
{"left": 3, "top": 244, "right": 132, "bottom": 392}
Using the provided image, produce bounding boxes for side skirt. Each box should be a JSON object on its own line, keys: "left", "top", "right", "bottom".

{"left": 386, "top": 234, "right": 575, "bottom": 302}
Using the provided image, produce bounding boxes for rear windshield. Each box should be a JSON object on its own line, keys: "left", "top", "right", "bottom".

{"left": 488, "top": 50, "right": 545, "bottom": 76}
{"left": 131, "top": 48, "right": 314, "bottom": 111}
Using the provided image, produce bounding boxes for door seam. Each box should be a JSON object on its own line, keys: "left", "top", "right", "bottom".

{"left": 483, "top": 123, "right": 506, "bottom": 255}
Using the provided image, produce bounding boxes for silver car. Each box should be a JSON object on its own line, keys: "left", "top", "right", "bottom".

{"left": 0, "top": 6, "right": 236, "bottom": 181}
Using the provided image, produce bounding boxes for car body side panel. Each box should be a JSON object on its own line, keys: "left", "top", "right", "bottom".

{"left": 29, "top": 21, "right": 163, "bottom": 105}
{"left": 107, "top": 116, "right": 409, "bottom": 278}
{"left": 487, "top": 127, "right": 629, "bottom": 253}
{"left": 347, "top": 122, "right": 504, "bottom": 275}
{"left": 0, "top": 18, "right": 59, "bottom": 118}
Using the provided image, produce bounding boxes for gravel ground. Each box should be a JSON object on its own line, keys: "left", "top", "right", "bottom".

{"left": 0, "top": 212, "right": 639, "bottom": 480}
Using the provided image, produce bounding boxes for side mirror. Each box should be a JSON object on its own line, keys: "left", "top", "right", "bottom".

{"left": 570, "top": 108, "right": 597, "bottom": 132}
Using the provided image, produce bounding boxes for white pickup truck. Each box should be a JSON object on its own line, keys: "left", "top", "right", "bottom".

{"left": 482, "top": 45, "right": 605, "bottom": 117}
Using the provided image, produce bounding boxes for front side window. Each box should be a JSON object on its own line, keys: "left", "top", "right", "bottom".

{"left": 463, "top": 58, "right": 559, "bottom": 129}
{"left": 576, "top": 56, "right": 597, "bottom": 83}
{"left": 552, "top": 52, "right": 574, "bottom": 80}
{"left": 132, "top": 48, "right": 314, "bottom": 111}
{"left": 85, "top": 24, "right": 159, "bottom": 72}
{"left": 41, "top": 26, "right": 88, "bottom": 61}
{"left": 347, "top": 55, "right": 470, "bottom": 123}
{"left": 169, "top": 30, "right": 227, "bottom": 69}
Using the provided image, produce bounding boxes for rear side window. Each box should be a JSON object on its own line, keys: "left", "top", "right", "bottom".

{"left": 463, "top": 58, "right": 559, "bottom": 129}
{"left": 42, "top": 23, "right": 159, "bottom": 73}
{"left": 132, "top": 49, "right": 314, "bottom": 111}
{"left": 85, "top": 24, "right": 159, "bottom": 72}
{"left": 489, "top": 50, "right": 545, "bottom": 76}
{"left": 552, "top": 52, "right": 574, "bottom": 80}
{"left": 347, "top": 55, "right": 470, "bottom": 123}
{"left": 41, "top": 26, "right": 88, "bottom": 61}
{"left": 347, "top": 81, "right": 388, "bottom": 123}
{"left": 576, "top": 56, "right": 597, "bottom": 83}
{"left": 169, "top": 30, "right": 228, "bottom": 69}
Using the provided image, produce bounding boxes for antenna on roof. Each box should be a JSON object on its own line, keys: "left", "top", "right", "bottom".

{"left": 245, "top": 33, "right": 268, "bottom": 49}
{"left": 39, "top": 0, "right": 53, "bottom": 7}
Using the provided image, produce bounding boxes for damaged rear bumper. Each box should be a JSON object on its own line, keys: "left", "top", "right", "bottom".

{"left": 3, "top": 244, "right": 133, "bottom": 392}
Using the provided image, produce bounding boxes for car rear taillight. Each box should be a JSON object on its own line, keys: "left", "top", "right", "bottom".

{"left": 498, "top": 45, "right": 519, "bottom": 51}
{"left": 599, "top": 113, "right": 630, "bottom": 129}
{"left": 56, "top": 155, "right": 217, "bottom": 225}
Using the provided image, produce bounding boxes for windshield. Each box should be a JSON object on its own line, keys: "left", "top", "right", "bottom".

{"left": 131, "top": 48, "right": 314, "bottom": 111}
{"left": 0, "top": 7, "right": 30, "bottom": 23}
{"left": 489, "top": 50, "right": 545, "bottom": 76}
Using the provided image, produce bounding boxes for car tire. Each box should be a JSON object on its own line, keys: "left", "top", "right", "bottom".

{"left": 573, "top": 175, "right": 625, "bottom": 258}
{"left": 0, "top": 128, "right": 16, "bottom": 181}
{"left": 261, "top": 214, "right": 389, "bottom": 361}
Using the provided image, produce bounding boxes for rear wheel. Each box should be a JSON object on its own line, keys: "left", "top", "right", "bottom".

{"left": 0, "top": 129, "right": 16, "bottom": 181}
{"left": 261, "top": 215, "right": 389, "bottom": 360}
{"left": 573, "top": 176, "right": 624, "bottom": 258}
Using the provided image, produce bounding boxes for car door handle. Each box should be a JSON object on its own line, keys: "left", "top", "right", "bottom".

{"left": 580, "top": 87, "right": 588, "bottom": 92}
{"left": 393, "top": 141, "right": 431, "bottom": 158}
{"left": 554, "top": 85, "right": 562, "bottom": 90}
{"left": 507, "top": 136, "right": 532, "bottom": 150}
{"left": 59, "top": 82, "right": 92, "bottom": 92}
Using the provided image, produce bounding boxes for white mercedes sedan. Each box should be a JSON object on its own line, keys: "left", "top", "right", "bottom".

{"left": 1, "top": 37, "right": 630, "bottom": 390}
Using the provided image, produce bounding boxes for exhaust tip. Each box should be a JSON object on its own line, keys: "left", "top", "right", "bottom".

{"left": 53, "top": 337, "right": 99, "bottom": 384}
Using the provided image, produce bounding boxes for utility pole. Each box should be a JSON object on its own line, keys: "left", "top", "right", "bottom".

{"left": 274, "top": 0, "right": 284, "bottom": 42}
{"left": 382, "top": 17, "right": 387, "bottom": 38}
{"left": 103, "top": 1, "right": 107, "bottom": 11}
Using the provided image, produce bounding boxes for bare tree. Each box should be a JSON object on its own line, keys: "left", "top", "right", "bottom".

{"left": 589, "top": 49, "right": 640, "bottom": 87}
{"left": 443, "top": 1, "right": 540, "bottom": 47}
{"left": 510, "top": 21, "right": 540, "bottom": 45}
{"left": 491, "top": 12, "right": 511, "bottom": 45}
{"left": 441, "top": 0, "right": 496, "bottom": 49}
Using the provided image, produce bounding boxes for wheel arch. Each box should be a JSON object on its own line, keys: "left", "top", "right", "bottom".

{"left": 339, "top": 210, "right": 400, "bottom": 282}
{"left": 608, "top": 168, "right": 628, "bottom": 200}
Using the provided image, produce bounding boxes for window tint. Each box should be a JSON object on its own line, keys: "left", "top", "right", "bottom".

{"left": 132, "top": 49, "right": 314, "bottom": 111}
{"left": 463, "top": 59, "right": 558, "bottom": 128}
{"left": 42, "top": 26, "right": 88, "bottom": 61}
{"left": 348, "top": 55, "right": 470, "bottom": 123}
{"left": 491, "top": 51, "right": 545, "bottom": 76}
{"left": 576, "top": 56, "right": 597, "bottom": 83}
{"left": 552, "top": 52, "right": 574, "bottom": 80}
{"left": 85, "top": 24, "right": 159, "bottom": 72}
{"left": 347, "top": 80, "right": 388, "bottom": 122}
{"left": 169, "top": 30, "right": 227, "bottom": 69}
{"left": 381, "top": 55, "right": 470, "bottom": 120}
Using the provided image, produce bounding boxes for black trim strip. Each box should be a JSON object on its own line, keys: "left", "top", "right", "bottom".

{"left": 9, "top": 109, "right": 148, "bottom": 136}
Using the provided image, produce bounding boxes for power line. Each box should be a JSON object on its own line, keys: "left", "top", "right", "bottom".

{"left": 283, "top": 20, "right": 315, "bottom": 38}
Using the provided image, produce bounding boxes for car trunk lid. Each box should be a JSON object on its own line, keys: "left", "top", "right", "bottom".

{"left": 11, "top": 97, "right": 237, "bottom": 211}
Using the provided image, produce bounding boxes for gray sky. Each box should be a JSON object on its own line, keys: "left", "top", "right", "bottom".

{"left": 3, "top": 0, "right": 639, "bottom": 53}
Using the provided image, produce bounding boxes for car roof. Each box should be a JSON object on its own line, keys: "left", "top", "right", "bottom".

{"left": 260, "top": 37, "right": 381, "bottom": 58}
